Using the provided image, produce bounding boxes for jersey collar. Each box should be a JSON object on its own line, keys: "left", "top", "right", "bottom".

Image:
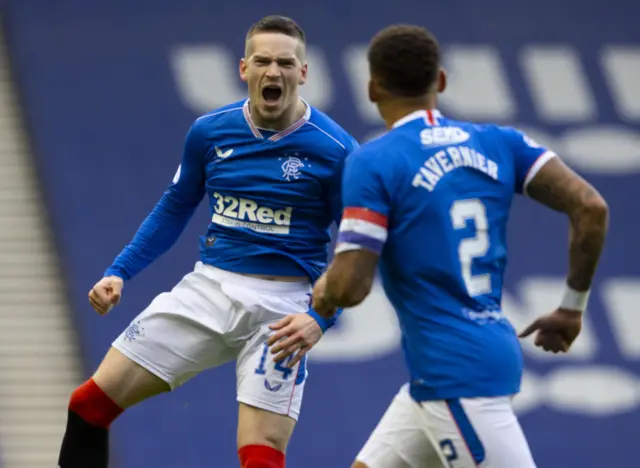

{"left": 242, "top": 98, "right": 311, "bottom": 141}
{"left": 392, "top": 109, "right": 442, "bottom": 128}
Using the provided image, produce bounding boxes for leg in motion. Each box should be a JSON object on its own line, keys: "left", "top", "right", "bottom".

{"left": 237, "top": 403, "right": 295, "bottom": 468}
{"left": 58, "top": 347, "right": 170, "bottom": 468}
{"left": 354, "top": 384, "right": 444, "bottom": 468}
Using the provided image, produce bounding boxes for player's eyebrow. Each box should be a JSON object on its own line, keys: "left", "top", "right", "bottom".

{"left": 277, "top": 57, "right": 298, "bottom": 65}
{"left": 251, "top": 54, "right": 300, "bottom": 66}
{"left": 252, "top": 54, "right": 296, "bottom": 61}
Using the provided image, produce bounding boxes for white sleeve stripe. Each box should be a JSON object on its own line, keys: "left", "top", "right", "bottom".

{"left": 338, "top": 218, "right": 388, "bottom": 242}
{"left": 523, "top": 151, "right": 557, "bottom": 196}
{"left": 334, "top": 242, "right": 364, "bottom": 254}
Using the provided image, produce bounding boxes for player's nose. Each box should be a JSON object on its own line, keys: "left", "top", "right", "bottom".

{"left": 265, "top": 62, "right": 281, "bottom": 77}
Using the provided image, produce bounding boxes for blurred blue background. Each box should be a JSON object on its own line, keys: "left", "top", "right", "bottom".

{"left": 1, "top": 0, "right": 639, "bottom": 466}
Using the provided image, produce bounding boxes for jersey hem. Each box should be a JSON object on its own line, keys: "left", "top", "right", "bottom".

{"left": 409, "top": 381, "right": 521, "bottom": 402}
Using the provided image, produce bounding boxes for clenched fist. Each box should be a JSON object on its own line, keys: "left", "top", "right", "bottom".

{"left": 88, "top": 276, "right": 124, "bottom": 316}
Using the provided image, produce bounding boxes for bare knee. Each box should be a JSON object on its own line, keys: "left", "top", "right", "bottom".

{"left": 91, "top": 346, "right": 170, "bottom": 409}
{"left": 237, "top": 403, "right": 296, "bottom": 453}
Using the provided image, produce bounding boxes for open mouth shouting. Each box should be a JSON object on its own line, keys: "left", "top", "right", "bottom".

{"left": 261, "top": 84, "right": 283, "bottom": 108}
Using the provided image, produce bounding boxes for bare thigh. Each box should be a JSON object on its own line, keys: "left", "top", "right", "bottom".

{"left": 237, "top": 403, "right": 297, "bottom": 453}
{"left": 92, "top": 347, "right": 170, "bottom": 409}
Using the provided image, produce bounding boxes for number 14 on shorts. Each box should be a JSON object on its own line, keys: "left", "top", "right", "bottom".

{"left": 255, "top": 342, "right": 305, "bottom": 391}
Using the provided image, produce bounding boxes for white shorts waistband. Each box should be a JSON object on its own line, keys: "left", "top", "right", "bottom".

{"left": 195, "top": 262, "right": 311, "bottom": 294}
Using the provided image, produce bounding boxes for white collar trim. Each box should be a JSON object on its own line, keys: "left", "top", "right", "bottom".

{"left": 243, "top": 98, "right": 311, "bottom": 141}
{"left": 392, "top": 109, "right": 442, "bottom": 128}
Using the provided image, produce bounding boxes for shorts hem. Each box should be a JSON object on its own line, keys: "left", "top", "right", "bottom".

{"left": 236, "top": 394, "right": 300, "bottom": 421}
{"left": 356, "top": 440, "right": 421, "bottom": 468}
{"left": 112, "top": 341, "right": 177, "bottom": 390}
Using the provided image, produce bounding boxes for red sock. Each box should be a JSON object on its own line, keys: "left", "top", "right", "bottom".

{"left": 238, "top": 444, "right": 285, "bottom": 468}
{"left": 69, "top": 378, "right": 123, "bottom": 428}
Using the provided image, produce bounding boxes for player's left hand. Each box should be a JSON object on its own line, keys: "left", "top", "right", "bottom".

{"left": 518, "top": 308, "right": 583, "bottom": 353}
{"left": 267, "top": 313, "right": 323, "bottom": 367}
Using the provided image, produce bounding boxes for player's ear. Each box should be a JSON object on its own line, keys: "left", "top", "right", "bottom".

{"left": 368, "top": 78, "right": 380, "bottom": 103}
{"left": 299, "top": 62, "right": 308, "bottom": 85}
{"left": 239, "top": 58, "right": 248, "bottom": 83}
{"left": 437, "top": 68, "right": 447, "bottom": 93}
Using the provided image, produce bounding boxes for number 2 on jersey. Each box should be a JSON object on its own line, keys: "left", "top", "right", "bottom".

{"left": 449, "top": 199, "right": 491, "bottom": 296}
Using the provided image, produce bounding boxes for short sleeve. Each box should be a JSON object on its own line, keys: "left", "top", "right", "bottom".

{"left": 499, "top": 126, "right": 557, "bottom": 195}
{"left": 335, "top": 148, "right": 391, "bottom": 256}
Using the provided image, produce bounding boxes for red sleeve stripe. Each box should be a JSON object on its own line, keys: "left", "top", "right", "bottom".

{"left": 343, "top": 207, "right": 388, "bottom": 228}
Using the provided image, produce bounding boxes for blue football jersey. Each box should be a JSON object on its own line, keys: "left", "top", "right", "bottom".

{"left": 336, "top": 109, "right": 556, "bottom": 400}
{"left": 106, "top": 98, "right": 358, "bottom": 285}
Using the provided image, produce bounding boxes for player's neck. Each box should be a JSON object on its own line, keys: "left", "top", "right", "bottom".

{"left": 250, "top": 97, "right": 306, "bottom": 131}
{"left": 379, "top": 97, "right": 436, "bottom": 129}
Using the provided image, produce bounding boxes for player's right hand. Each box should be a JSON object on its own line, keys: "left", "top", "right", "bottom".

{"left": 310, "top": 273, "right": 337, "bottom": 318}
{"left": 88, "top": 276, "right": 124, "bottom": 316}
{"left": 518, "top": 308, "right": 582, "bottom": 353}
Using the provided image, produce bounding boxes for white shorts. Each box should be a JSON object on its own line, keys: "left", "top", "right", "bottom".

{"left": 112, "top": 262, "right": 311, "bottom": 420}
{"left": 356, "top": 384, "right": 537, "bottom": 468}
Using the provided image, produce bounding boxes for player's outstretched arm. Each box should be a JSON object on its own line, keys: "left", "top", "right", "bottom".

{"left": 518, "top": 156, "right": 609, "bottom": 352}
{"left": 268, "top": 249, "right": 380, "bottom": 366}
{"left": 320, "top": 250, "right": 379, "bottom": 310}
{"left": 312, "top": 204, "right": 388, "bottom": 317}
{"left": 526, "top": 157, "right": 609, "bottom": 292}
{"left": 102, "top": 123, "right": 207, "bottom": 284}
